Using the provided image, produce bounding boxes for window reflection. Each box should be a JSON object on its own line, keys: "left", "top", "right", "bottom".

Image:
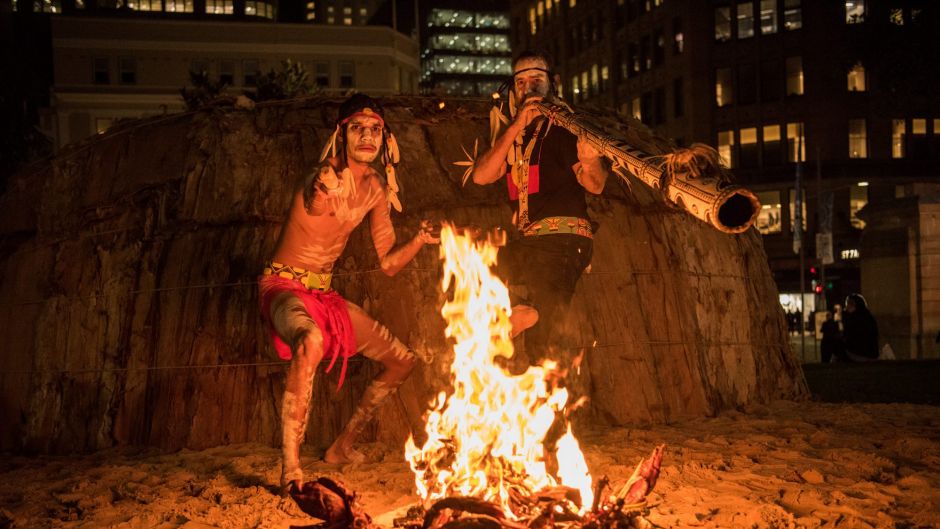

{"left": 737, "top": 2, "right": 754, "bottom": 39}
{"left": 715, "top": 7, "right": 732, "bottom": 41}
{"left": 847, "top": 63, "right": 866, "bottom": 91}
{"left": 848, "top": 119, "right": 867, "bottom": 158}
{"left": 892, "top": 119, "right": 905, "bottom": 159}
{"left": 756, "top": 191, "right": 782, "bottom": 234}
{"left": 849, "top": 184, "right": 868, "bottom": 229}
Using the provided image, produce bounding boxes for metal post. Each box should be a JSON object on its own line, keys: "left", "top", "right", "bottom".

{"left": 797, "top": 125, "right": 805, "bottom": 362}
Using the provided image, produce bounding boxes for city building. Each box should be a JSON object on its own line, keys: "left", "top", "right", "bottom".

{"left": 512, "top": 0, "right": 939, "bottom": 358}
{"left": 10, "top": 0, "right": 419, "bottom": 149}
{"left": 418, "top": 0, "right": 512, "bottom": 97}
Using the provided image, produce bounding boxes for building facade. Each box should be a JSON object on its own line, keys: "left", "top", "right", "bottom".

{"left": 419, "top": 1, "right": 512, "bottom": 97}
{"left": 512, "top": 0, "right": 940, "bottom": 357}
{"left": 13, "top": 0, "right": 419, "bottom": 149}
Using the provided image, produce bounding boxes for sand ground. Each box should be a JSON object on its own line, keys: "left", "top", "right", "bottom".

{"left": 1, "top": 400, "right": 938, "bottom": 529}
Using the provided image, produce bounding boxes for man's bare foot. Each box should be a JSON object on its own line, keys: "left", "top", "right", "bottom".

{"left": 324, "top": 442, "right": 366, "bottom": 464}
{"left": 279, "top": 479, "right": 302, "bottom": 498}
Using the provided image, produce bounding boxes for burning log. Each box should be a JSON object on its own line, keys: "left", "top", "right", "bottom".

{"left": 391, "top": 446, "right": 666, "bottom": 529}
{"left": 290, "top": 476, "right": 377, "bottom": 529}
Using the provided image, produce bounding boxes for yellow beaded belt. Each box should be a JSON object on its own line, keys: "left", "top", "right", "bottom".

{"left": 521, "top": 216, "right": 593, "bottom": 239}
{"left": 262, "top": 261, "right": 332, "bottom": 291}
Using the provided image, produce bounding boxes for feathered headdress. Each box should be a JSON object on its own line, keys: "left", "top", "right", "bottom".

{"left": 319, "top": 94, "right": 403, "bottom": 212}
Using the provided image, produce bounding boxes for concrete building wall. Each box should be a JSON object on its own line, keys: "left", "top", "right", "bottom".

{"left": 49, "top": 16, "right": 419, "bottom": 149}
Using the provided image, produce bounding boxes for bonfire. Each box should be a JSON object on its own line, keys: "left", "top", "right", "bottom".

{"left": 290, "top": 225, "right": 664, "bottom": 529}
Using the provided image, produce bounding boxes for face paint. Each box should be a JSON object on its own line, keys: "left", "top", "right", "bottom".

{"left": 345, "top": 116, "right": 384, "bottom": 164}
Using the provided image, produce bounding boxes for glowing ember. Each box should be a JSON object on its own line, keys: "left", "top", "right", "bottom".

{"left": 405, "top": 225, "right": 593, "bottom": 519}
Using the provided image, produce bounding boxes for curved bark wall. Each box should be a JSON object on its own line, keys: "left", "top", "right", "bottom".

{"left": 0, "top": 97, "right": 807, "bottom": 454}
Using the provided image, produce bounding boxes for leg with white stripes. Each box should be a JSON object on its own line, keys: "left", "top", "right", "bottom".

{"left": 324, "top": 302, "right": 416, "bottom": 463}
{"left": 270, "top": 292, "right": 324, "bottom": 491}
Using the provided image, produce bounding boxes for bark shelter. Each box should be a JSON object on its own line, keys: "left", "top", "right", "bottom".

{"left": 0, "top": 96, "right": 807, "bottom": 455}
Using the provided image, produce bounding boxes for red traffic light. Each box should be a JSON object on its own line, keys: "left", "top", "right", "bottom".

{"left": 810, "top": 267, "right": 817, "bottom": 274}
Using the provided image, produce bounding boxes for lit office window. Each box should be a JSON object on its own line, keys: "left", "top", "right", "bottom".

{"left": 339, "top": 61, "right": 355, "bottom": 89}
{"left": 737, "top": 2, "right": 755, "bottom": 39}
{"left": 629, "top": 43, "right": 639, "bottom": 74}
{"left": 631, "top": 97, "right": 641, "bottom": 121}
{"left": 569, "top": 0, "right": 576, "bottom": 7}
{"left": 849, "top": 184, "right": 868, "bottom": 229}
{"left": 93, "top": 57, "right": 110, "bottom": 84}
{"left": 892, "top": 119, "right": 906, "bottom": 158}
{"left": 219, "top": 60, "right": 234, "bottom": 85}
{"left": 601, "top": 65, "right": 609, "bottom": 91}
{"left": 246, "top": 1, "right": 275, "bottom": 19}
{"left": 847, "top": 63, "right": 866, "bottom": 91}
{"left": 537, "top": 0, "right": 544, "bottom": 25}
{"left": 343, "top": 17, "right": 352, "bottom": 24}
{"left": 786, "top": 122, "right": 805, "bottom": 162}
{"left": 166, "top": 0, "right": 194, "bottom": 12}
{"left": 785, "top": 56, "right": 803, "bottom": 96}
{"left": 430, "top": 56, "right": 510, "bottom": 75}
{"left": 789, "top": 189, "right": 806, "bottom": 231}
{"left": 756, "top": 191, "right": 782, "bottom": 234}
{"left": 740, "top": 127, "right": 758, "bottom": 167}
{"left": 760, "top": 0, "right": 777, "bottom": 34}
{"left": 715, "top": 7, "right": 731, "bottom": 42}
{"left": 848, "top": 119, "right": 868, "bottom": 159}
{"left": 889, "top": 7, "right": 903, "bottom": 25}
{"left": 591, "top": 64, "right": 599, "bottom": 92}
{"left": 128, "top": 0, "right": 161, "bottom": 10}
{"left": 571, "top": 75, "right": 580, "bottom": 102}
{"left": 430, "top": 34, "right": 510, "bottom": 53}
{"left": 118, "top": 57, "right": 136, "bottom": 84}
{"left": 343, "top": 6, "right": 351, "bottom": 14}
{"left": 784, "top": 0, "right": 801, "bottom": 30}
{"left": 718, "top": 130, "right": 734, "bottom": 168}
{"left": 306, "top": 1, "right": 315, "bottom": 20}
{"left": 911, "top": 118, "right": 927, "bottom": 159}
{"left": 206, "top": 0, "right": 233, "bottom": 14}
{"left": 529, "top": 7, "right": 537, "bottom": 35}
{"left": 243, "top": 59, "right": 259, "bottom": 87}
{"left": 763, "top": 124, "right": 781, "bottom": 165}
{"left": 327, "top": 16, "right": 334, "bottom": 23}
{"left": 845, "top": 0, "right": 865, "bottom": 23}
{"left": 715, "top": 67, "right": 733, "bottom": 107}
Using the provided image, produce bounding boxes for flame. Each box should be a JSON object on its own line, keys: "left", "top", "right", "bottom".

{"left": 405, "top": 225, "right": 593, "bottom": 518}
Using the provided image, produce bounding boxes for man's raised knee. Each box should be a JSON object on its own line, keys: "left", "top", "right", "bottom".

{"left": 295, "top": 328, "right": 325, "bottom": 365}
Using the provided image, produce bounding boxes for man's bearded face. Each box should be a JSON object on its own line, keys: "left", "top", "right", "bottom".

{"left": 513, "top": 57, "right": 550, "bottom": 108}
{"left": 345, "top": 116, "right": 384, "bottom": 164}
